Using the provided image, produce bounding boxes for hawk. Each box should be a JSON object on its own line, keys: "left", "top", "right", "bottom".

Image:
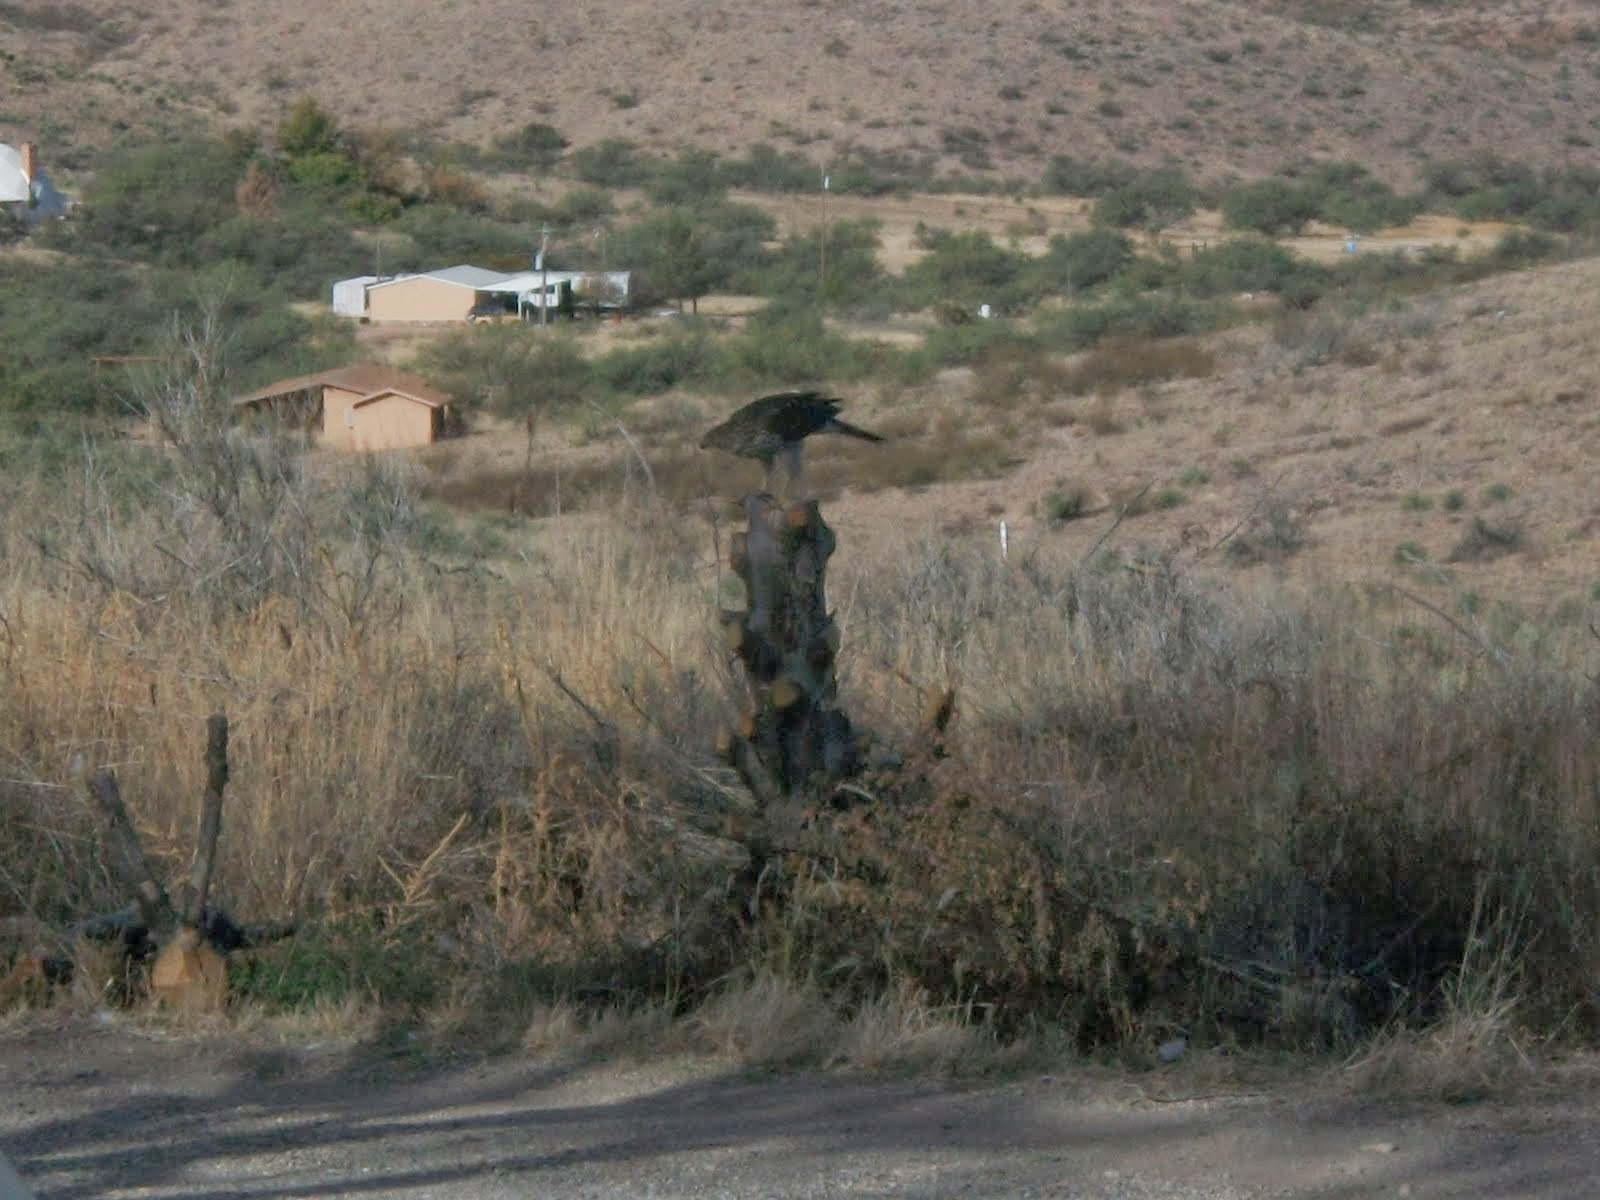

{"left": 699, "top": 390, "right": 885, "bottom": 495}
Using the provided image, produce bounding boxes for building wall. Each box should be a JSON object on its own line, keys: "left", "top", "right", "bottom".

{"left": 365, "top": 276, "right": 475, "bottom": 323}
{"left": 321, "top": 390, "right": 439, "bottom": 451}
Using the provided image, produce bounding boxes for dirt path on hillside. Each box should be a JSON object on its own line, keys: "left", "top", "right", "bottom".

{"left": 2, "top": 1022, "right": 1597, "bottom": 1199}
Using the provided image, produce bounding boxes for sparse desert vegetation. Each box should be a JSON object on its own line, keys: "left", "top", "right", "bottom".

{"left": 2, "top": 2, "right": 1599, "bottom": 1093}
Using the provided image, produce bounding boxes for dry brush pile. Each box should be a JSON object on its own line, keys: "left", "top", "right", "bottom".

{"left": 1, "top": 385, "right": 1597, "bottom": 1062}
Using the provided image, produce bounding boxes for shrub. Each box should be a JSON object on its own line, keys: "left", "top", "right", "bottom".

{"left": 647, "top": 148, "right": 725, "bottom": 207}
{"left": 590, "top": 324, "right": 717, "bottom": 397}
{"left": 1185, "top": 238, "right": 1324, "bottom": 305}
{"left": 712, "top": 307, "right": 873, "bottom": 389}
{"left": 1028, "top": 229, "right": 1135, "bottom": 295}
{"left": 719, "top": 143, "right": 819, "bottom": 193}
{"left": 1041, "top": 294, "right": 1221, "bottom": 350}
{"left": 901, "top": 228, "right": 1028, "bottom": 308}
{"left": 1039, "top": 155, "right": 1139, "bottom": 197}
{"left": 748, "top": 218, "right": 888, "bottom": 311}
{"left": 1225, "top": 494, "right": 1307, "bottom": 565}
{"left": 1089, "top": 165, "right": 1198, "bottom": 231}
{"left": 826, "top": 148, "right": 938, "bottom": 197}
{"left": 571, "top": 138, "right": 645, "bottom": 189}
{"left": 488, "top": 121, "right": 569, "bottom": 170}
{"left": 1293, "top": 160, "right": 1419, "bottom": 232}
{"left": 1221, "top": 178, "right": 1319, "bottom": 235}
{"left": 1042, "top": 488, "right": 1091, "bottom": 522}
{"left": 72, "top": 135, "right": 251, "bottom": 263}
{"left": 1481, "top": 482, "right": 1514, "bottom": 504}
{"left": 390, "top": 203, "right": 536, "bottom": 267}
{"left": 1448, "top": 517, "right": 1524, "bottom": 563}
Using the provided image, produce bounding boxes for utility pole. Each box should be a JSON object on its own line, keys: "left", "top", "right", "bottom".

{"left": 539, "top": 224, "right": 551, "bottom": 328}
{"left": 818, "top": 168, "right": 829, "bottom": 312}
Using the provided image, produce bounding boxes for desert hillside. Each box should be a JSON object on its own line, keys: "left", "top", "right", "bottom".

{"left": 5, "top": 1, "right": 1599, "bottom": 184}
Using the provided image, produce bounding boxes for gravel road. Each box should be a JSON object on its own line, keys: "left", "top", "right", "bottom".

{"left": 2, "top": 1020, "right": 1596, "bottom": 1199}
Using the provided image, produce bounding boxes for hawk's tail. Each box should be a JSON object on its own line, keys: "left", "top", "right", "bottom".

{"left": 825, "top": 418, "right": 885, "bottom": 443}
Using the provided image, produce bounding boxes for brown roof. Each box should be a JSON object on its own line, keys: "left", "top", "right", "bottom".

{"left": 232, "top": 364, "right": 454, "bottom": 409}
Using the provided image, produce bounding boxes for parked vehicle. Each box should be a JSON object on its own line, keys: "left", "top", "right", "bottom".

{"left": 467, "top": 301, "right": 521, "bottom": 325}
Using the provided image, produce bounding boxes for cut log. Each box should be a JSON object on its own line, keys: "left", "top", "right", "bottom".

{"left": 149, "top": 926, "right": 228, "bottom": 1013}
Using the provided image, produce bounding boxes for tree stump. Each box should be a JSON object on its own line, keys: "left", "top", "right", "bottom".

{"left": 715, "top": 494, "right": 863, "bottom": 803}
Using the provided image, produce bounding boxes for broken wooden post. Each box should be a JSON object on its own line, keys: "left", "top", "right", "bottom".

{"left": 179, "top": 713, "right": 229, "bottom": 928}
{"left": 715, "top": 494, "right": 863, "bottom": 801}
{"left": 85, "top": 714, "right": 234, "bottom": 1012}
{"left": 88, "top": 770, "right": 177, "bottom": 936}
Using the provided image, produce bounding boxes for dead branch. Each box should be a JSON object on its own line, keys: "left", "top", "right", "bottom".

{"left": 1077, "top": 479, "right": 1153, "bottom": 569}
{"left": 1388, "top": 580, "right": 1511, "bottom": 671}
{"left": 181, "top": 713, "right": 229, "bottom": 927}
{"left": 87, "top": 770, "right": 176, "bottom": 936}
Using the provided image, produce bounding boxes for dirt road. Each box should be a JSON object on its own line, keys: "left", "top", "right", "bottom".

{"left": 2, "top": 1021, "right": 1595, "bottom": 1199}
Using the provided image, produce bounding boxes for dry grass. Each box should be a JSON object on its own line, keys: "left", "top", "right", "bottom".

{"left": 2, "top": 428, "right": 1598, "bottom": 1065}
{"left": 5, "top": 258, "right": 1600, "bottom": 1078}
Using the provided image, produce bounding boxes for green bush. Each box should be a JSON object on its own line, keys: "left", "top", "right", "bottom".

{"left": 1042, "top": 488, "right": 1091, "bottom": 522}
{"left": 571, "top": 138, "right": 645, "bottom": 188}
{"left": 1027, "top": 229, "right": 1135, "bottom": 295}
{"left": 1294, "top": 160, "right": 1419, "bottom": 232}
{"left": 1423, "top": 155, "right": 1600, "bottom": 232}
{"left": 72, "top": 136, "right": 251, "bottom": 263}
{"left": 1040, "top": 155, "right": 1139, "bottom": 196}
{"left": 647, "top": 148, "right": 725, "bottom": 206}
{"left": 920, "top": 318, "right": 1041, "bottom": 368}
{"left": 1185, "top": 238, "right": 1325, "bottom": 305}
{"left": 590, "top": 324, "right": 718, "bottom": 397}
{"left": 712, "top": 307, "right": 875, "bottom": 388}
{"left": 899, "top": 228, "right": 1029, "bottom": 311}
{"left": 1041, "top": 294, "right": 1222, "bottom": 350}
{"left": 718, "top": 142, "right": 819, "bottom": 193}
{"left": 1221, "top": 178, "right": 1319, "bottom": 235}
{"left": 389, "top": 204, "right": 537, "bottom": 269}
{"left": 825, "top": 148, "right": 938, "bottom": 197}
{"left": 747, "top": 218, "right": 889, "bottom": 311}
{"left": 488, "top": 121, "right": 569, "bottom": 170}
{"left": 1089, "top": 165, "right": 1199, "bottom": 231}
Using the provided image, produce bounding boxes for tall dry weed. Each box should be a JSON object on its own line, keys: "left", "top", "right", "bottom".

{"left": 1, "top": 423, "right": 1597, "bottom": 1058}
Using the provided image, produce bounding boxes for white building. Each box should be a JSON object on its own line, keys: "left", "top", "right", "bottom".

{"left": 0, "top": 141, "right": 68, "bottom": 225}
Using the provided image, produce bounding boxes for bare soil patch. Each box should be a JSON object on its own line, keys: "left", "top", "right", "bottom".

{"left": 3, "top": 1020, "right": 1598, "bottom": 1199}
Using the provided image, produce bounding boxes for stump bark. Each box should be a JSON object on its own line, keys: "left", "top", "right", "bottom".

{"left": 715, "top": 494, "right": 863, "bottom": 802}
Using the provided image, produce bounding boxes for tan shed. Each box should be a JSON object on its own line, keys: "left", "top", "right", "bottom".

{"left": 323, "top": 387, "right": 446, "bottom": 451}
{"left": 233, "top": 364, "right": 454, "bottom": 451}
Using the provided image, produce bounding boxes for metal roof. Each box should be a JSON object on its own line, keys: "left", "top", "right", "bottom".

{"left": 430, "top": 264, "right": 517, "bottom": 288}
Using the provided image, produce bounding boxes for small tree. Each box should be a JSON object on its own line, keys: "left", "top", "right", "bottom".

{"left": 276, "top": 95, "right": 343, "bottom": 160}
{"left": 1220, "top": 178, "right": 1318, "bottom": 236}
{"left": 491, "top": 121, "right": 569, "bottom": 169}
{"left": 646, "top": 209, "right": 714, "bottom": 313}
